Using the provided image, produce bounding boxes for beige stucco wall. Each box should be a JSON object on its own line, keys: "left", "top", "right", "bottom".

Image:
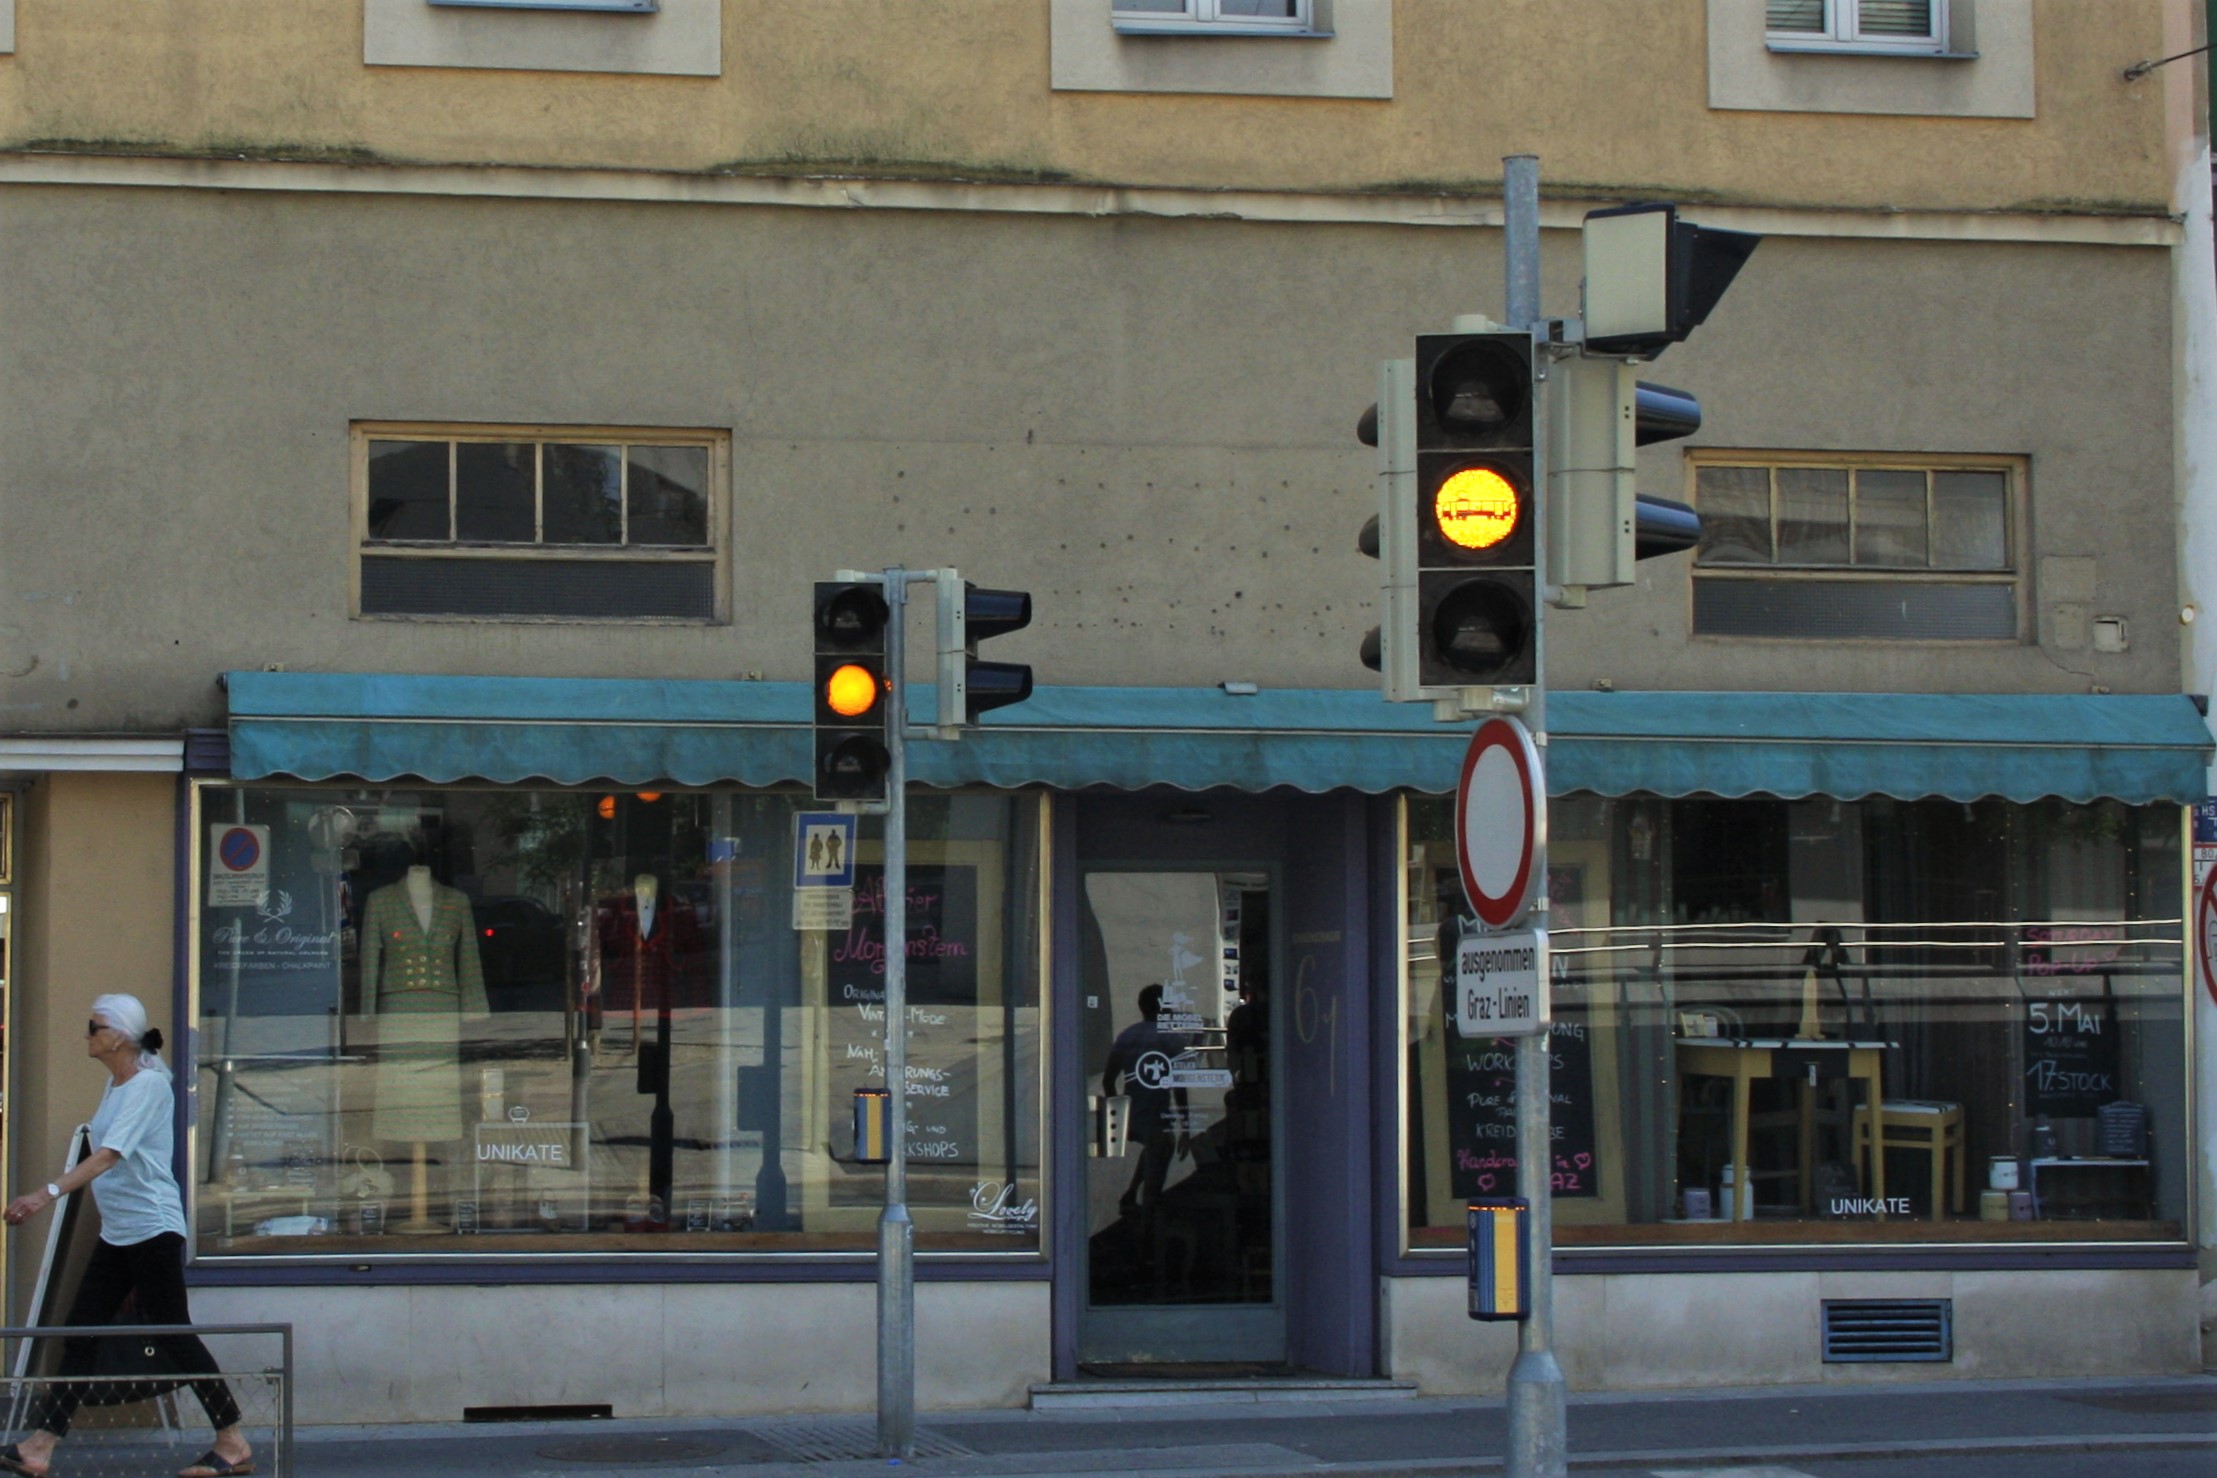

{"left": 6, "top": 771, "right": 175, "bottom": 1323}
{"left": 0, "top": 185, "right": 2182, "bottom": 732}
{"left": 0, "top": 0, "right": 2176, "bottom": 217}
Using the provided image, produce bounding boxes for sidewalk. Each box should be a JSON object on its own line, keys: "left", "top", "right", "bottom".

{"left": 283, "top": 1373, "right": 2217, "bottom": 1478}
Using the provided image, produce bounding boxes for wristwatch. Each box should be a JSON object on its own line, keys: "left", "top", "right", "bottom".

{"left": 44, "top": 1183, "right": 60, "bottom": 1200}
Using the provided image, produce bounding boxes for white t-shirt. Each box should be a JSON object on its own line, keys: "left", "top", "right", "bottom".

{"left": 87, "top": 1069, "right": 189, "bottom": 1245}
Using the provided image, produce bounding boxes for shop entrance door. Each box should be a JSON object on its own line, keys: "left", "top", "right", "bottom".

{"left": 1078, "top": 867, "right": 1282, "bottom": 1367}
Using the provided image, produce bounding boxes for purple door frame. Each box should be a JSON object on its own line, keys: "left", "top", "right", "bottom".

{"left": 1049, "top": 788, "right": 1376, "bottom": 1379}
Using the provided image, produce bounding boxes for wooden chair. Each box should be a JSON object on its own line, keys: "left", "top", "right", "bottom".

{"left": 1851, "top": 1100, "right": 1965, "bottom": 1219}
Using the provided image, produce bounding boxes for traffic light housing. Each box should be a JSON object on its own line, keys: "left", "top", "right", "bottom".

{"left": 813, "top": 581, "right": 891, "bottom": 801}
{"left": 1582, "top": 201, "right": 1761, "bottom": 359}
{"left": 1357, "top": 358, "right": 1420, "bottom": 701}
{"left": 1545, "top": 370, "right": 1710, "bottom": 590}
{"left": 936, "top": 580, "right": 1034, "bottom": 728}
{"left": 1412, "top": 330, "right": 1538, "bottom": 688}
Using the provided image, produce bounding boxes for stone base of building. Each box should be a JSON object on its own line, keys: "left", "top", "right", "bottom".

{"left": 192, "top": 1279, "right": 1051, "bottom": 1424}
{"left": 1381, "top": 1268, "right": 2203, "bottom": 1391}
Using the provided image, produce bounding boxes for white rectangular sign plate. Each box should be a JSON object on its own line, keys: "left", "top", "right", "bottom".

{"left": 1456, "top": 926, "right": 1548, "bottom": 1038}
{"left": 792, "top": 888, "right": 855, "bottom": 932}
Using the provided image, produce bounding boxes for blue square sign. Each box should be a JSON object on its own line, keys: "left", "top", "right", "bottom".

{"left": 794, "top": 812, "right": 858, "bottom": 889}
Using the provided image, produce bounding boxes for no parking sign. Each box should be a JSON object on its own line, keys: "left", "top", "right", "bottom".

{"left": 207, "top": 824, "right": 269, "bottom": 907}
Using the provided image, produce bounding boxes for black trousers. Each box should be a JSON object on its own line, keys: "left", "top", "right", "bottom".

{"left": 27, "top": 1232, "right": 242, "bottom": 1438}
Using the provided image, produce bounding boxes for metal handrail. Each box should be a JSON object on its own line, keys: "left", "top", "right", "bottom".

{"left": 0, "top": 1322, "right": 291, "bottom": 1477}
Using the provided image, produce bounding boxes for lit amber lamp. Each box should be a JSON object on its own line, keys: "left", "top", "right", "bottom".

{"left": 824, "top": 662, "right": 882, "bottom": 718}
{"left": 1433, "top": 467, "right": 1520, "bottom": 551}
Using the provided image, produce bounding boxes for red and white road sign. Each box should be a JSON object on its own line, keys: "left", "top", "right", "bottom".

{"left": 1455, "top": 716, "right": 1543, "bottom": 930}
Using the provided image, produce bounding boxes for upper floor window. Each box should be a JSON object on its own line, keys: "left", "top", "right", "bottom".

{"left": 1688, "top": 452, "right": 2022, "bottom": 641}
{"left": 355, "top": 424, "right": 726, "bottom": 622}
{"left": 1767, "top": 0, "right": 1949, "bottom": 55}
{"left": 428, "top": 1, "right": 656, "bottom": 11}
{"left": 1112, "top": 0, "right": 1319, "bottom": 37}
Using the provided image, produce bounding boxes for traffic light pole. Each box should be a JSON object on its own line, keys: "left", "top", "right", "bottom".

{"left": 1500, "top": 152, "right": 1567, "bottom": 1478}
{"left": 877, "top": 567, "right": 916, "bottom": 1459}
{"left": 832, "top": 563, "right": 1029, "bottom": 1459}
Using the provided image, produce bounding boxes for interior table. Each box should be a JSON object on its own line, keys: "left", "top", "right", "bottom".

{"left": 1675, "top": 1037, "right": 1889, "bottom": 1222}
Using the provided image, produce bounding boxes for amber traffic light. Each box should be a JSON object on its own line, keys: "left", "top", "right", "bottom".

{"left": 1413, "top": 331, "right": 1538, "bottom": 687}
{"left": 813, "top": 581, "right": 891, "bottom": 801}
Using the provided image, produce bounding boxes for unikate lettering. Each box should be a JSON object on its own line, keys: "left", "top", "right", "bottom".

{"left": 1829, "top": 1197, "right": 1913, "bottom": 1215}
{"left": 477, "top": 1142, "right": 569, "bottom": 1166}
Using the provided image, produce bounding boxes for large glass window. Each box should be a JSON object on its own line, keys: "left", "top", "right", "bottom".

{"left": 1404, "top": 794, "right": 2188, "bottom": 1249}
{"left": 193, "top": 785, "right": 1044, "bottom": 1256}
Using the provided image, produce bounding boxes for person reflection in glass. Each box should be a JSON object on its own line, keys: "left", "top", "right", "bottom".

{"left": 1102, "top": 984, "right": 1189, "bottom": 1221}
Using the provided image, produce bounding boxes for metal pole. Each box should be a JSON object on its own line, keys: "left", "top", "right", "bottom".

{"left": 1503, "top": 154, "right": 1542, "bottom": 330}
{"left": 877, "top": 568, "right": 916, "bottom": 1458}
{"left": 1502, "top": 151, "right": 1566, "bottom": 1478}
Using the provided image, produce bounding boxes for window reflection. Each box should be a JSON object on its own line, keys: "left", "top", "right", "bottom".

{"left": 196, "top": 787, "right": 1044, "bottom": 1255}
{"left": 1404, "top": 794, "right": 2186, "bottom": 1248}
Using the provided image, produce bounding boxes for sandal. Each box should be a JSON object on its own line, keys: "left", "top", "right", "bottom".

{"left": 0, "top": 1444, "right": 45, "bottom": 1478}
{"left": 178, "top": 1452, "right": 254, "bottom": 1478}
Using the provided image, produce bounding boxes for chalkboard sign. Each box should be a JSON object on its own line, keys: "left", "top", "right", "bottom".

{"left": 1445, "top": 1015, "right": 1600, "bottom": 1200}
{"left": 825, "top": 864, "right": 983, "bottom": 1166}
{"left": 2021, "top": 989, "right": 2120, "bottom": 1117}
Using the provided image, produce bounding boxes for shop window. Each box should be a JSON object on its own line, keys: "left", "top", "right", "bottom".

{"left": 1688, "top": 454, "right": 2022, "bottom": 641}
{"left": 354, "top": 425, "right": 726, "bottom": 622}
{"left": 1402, "top": 793, "right": 2189, "bottom": 1250}
{"left": 192, "top": 785, "right": 1045, "bottom": 1258}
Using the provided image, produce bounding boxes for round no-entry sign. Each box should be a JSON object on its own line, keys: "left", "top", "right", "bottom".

{"left": 1455, "top": 716, "right": 1543, "bottom": 930}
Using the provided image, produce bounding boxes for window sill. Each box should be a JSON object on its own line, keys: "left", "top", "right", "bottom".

{"left": 1765, "top": 41, "right": 1977, "bottom": 60}
{"left": 430, "top": 1, "right": 657, "bottom": 12}
{"left": 1111, "top": 22, "right": 1330, "bottom": 38}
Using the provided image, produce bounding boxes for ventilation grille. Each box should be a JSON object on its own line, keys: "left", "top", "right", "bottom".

{"left": 1821, "top": 1298, "right": 1952, "bottom": 1363}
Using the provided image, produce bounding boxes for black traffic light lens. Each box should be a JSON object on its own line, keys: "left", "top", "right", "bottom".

{"left": 1430, "top": 580, "right": 1531, "bottom": 680}
{"left": 1428, "top": 339, "right": 1528, "bottom": 439}
{"left": 818, "top": 734, "right": 890, "bottom": 798}
{"left": 965, "top": 661, "right": 1032, "bottom": 721}
{"left": 817, "top": 586, "right": 889, "bottom": 649}
{"left": 963, "top": 587, "right": 1032, "bottom": 644}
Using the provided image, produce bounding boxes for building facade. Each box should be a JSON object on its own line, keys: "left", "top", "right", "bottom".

{"left": 0, "top": 0, "right": 2211, "bottom": 1421}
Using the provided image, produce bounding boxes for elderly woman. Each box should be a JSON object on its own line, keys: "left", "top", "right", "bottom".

{"left": 2, "top": 994, "right": 252, "bottom": 1478}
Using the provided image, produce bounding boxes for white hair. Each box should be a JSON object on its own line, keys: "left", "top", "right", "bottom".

{"left": 91, "top": 993, "right": 171, "bottom": 1079}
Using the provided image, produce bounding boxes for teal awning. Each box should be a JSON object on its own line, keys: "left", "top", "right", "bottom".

{"left": 223, "top": 673, "right": 2211, "bottom": 805}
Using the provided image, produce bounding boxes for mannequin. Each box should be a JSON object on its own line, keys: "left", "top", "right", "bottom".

{"left": 593, "top": 873, "right": 704, "bottom": 1044}
{"left": 594, "top": 873, "right": 702, "bottom": 1230}
{"left": 360, "top": 861, "right": 487, "bottom": 1233}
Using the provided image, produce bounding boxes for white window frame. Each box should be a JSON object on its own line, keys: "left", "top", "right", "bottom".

{"left": 1111, "top": 0, "right": 1323, "bottom": 39}
{"left": 429, "top": 1, "right": 656, "bottom": 12}
{"left": 1766, "top": 0, "right": 1953, "bottom": 58}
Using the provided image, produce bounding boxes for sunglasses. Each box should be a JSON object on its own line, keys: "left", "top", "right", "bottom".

{"left": 85, "top": 1019, "right": 109, "bottom": 1037}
